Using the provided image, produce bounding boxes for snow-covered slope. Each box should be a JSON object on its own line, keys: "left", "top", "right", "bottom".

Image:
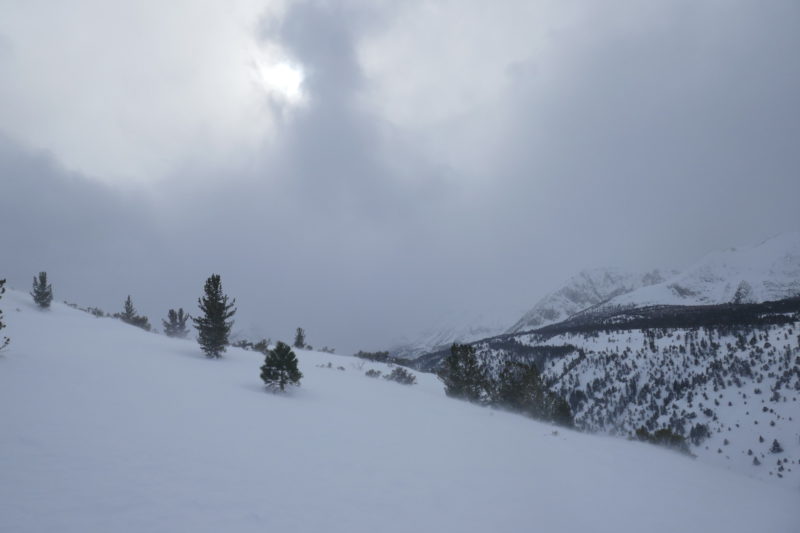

{"left": 606, "top": 233, "right": 800, "bottom": 309}
{"left": 0, "top": 290, "right": 797, "bottom": 533}
{"left": 507, "top": 268, "right": 669, "bottom": 333}
{"left": 471, "top": 318, "right": 800, "bottom": 487}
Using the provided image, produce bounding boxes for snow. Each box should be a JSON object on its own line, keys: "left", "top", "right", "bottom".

{"left": 515, "top": 326, "right": 800, "bottom": 486}
{"left": 608, "top": 232, "right": 800, "bottom": 308}
{"left": 507, "top": 268, "right": 672, "bottom": 333}
{"left": 1, "top": 290, "right": 798, "bottom": 533}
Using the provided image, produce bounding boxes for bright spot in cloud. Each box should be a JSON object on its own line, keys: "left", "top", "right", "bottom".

{"left": 255, "top": 60, "right": 305, "bottom": 105}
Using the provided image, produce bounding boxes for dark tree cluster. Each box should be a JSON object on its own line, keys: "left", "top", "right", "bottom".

{"left": 438, "top": 343, "right": 573, "bottom": 426}
{"left": 635, "top": 426, "right": 692, "bottom": 455}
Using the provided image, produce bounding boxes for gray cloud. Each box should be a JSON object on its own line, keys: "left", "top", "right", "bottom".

{"left": 1, "top": 0, "right": 799, "bottom": 353}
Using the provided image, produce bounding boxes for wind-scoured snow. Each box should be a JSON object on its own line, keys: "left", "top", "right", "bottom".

{"left": 0, "top": 290, "right": 797, "bottom": 533}
{"left": 606, "top": 233, "right": 800, "bottom": 308}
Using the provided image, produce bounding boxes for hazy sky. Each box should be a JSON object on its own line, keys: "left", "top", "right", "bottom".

{"left": 1, "top": 0, "right": 798, "bottom": 352}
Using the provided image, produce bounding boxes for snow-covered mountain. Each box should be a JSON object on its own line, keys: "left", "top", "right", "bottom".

{"left": 603, "top": 233, "right": 800, "bottom": 309}
{"left": 390, "top": 310, "right": 509, "bottom": 360}
{"left": 2, "top": 289, "right": 796, "bottom": 532}
{"left": 507, "top": 268, "right": 670, "bottom": 334}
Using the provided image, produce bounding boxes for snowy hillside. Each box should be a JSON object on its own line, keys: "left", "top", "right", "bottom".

{"left": 468, "top": 316, "right": 800, "bottom": 488}
{"left": 605, "top": 233, "right": 800, "bottom": 309}
{"left": 507, "top": 268, "right": 669, "bottom": 334}
{"left": 0, "top": 290, "right": 798, "bottom": 533}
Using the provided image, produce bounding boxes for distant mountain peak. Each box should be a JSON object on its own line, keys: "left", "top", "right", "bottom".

{"left": 506, "top": 267, "right": 670, "bottom": 334}
{"left": 605, "top": 232, "right": 800, "bottom": 309}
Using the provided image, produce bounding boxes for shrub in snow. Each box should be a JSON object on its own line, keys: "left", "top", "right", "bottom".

{"left": 365, "top": 369, "right": 382, "bottom": 378}
{"left": 115, "top": 295, "right": 151, "bottom": 331}
{"left": 635, "top": 427, "right": 692, "bottom": 456}
{"left": 0, "top": 279, "right": 9, "bottom": 350}
{"left": 354, "top": 350, "right": 391, "bottom": 362}
{"left": 162, "top": 308, "right": 190, "bottom": 338}
{"left": 252, "top": 339, "right": 270, "bottom": 354}
{"left": 384, "top": 367, "right": 416, "bottom": 385}
{"left": 260, "top": 341, "right": 303, "bottom": 391}
{"left": 193, "top": 274, "right": 236, "bottom": 358}
{"left": 30, "top": 271, "right": 53, "bottom": 309}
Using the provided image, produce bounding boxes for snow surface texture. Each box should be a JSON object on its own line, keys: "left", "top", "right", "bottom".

{"left": 606, "top": 232, "right": 800, "bottom": 308}
{"left": 1, "top": 290, "right": 798, "bottom": 533}
{"left": 507, "top": 268, "right": 670, "bottom": 334}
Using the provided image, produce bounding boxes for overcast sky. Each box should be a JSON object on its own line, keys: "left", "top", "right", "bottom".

{"left": 1, "top": 0, "right": 798, "bottom": 352}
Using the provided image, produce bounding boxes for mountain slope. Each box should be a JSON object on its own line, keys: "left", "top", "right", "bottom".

{"left": 0, "top": 290, "right": 797, "bottom": 533}
{"left": 390, "top": 311, "right": 508, "bottom": 360}
{"left": 507, "top": 268, "right": 670, "bottom": 333}
{"left": 605, "top": 233, "right": 800, "bottom": 309}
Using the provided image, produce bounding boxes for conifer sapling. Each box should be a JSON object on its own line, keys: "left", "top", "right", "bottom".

{"left": 162, "top": 308, "right": 190, "bottom": 338}
{"left": 31, "top": 271, "right": 53, "bottom": 308}
{"left": 116, "top": 295, "right": 152, "bottom": 331}
{"left": 294, "top": 327, "right": 306, "bottom": 349}
{"left": 260, "top": 341, "right": 303, "bottom": 391}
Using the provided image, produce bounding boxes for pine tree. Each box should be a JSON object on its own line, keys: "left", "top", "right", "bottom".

{"left": 30, "top": 271, "right": 53, "bottom": 308}
{"left": 116, "top": 295, "right": 151, "bottom": 331}
{"left": 0, "top": 279, "right": 9, "bottom": 350}
{"left": 162, "top": 308, "right": 190, "bottom": 338}
{"left": 193, "top": 274, "right": 236, "bottom": 358}
{"left": 294, "top": 327, "right": 306, "bottom": 349}
{"left": 438, "top": 343, "right": 486, "bottom": 402}
{"left": 260, "top": 341, "right": 303, "bottom": 391}
{"left": 770, "top": 439, "right": 783, "bottom": 453}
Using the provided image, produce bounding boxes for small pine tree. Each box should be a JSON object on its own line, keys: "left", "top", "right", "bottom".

{"left": 438, "top": 343, "right": 487, "bottom": 402}
{"left": 30, "top": 271, "right": 53, "bottom": 308}
{"left": 116, "top": 295, "right": 151, "bottom": 331}
{"left": 294, "top": 327, "right": 306, "bottom": 349}
{"left": 193, "top": 274, "right": 236, "bottom": 358}
{"left": 162, "top": 308, "right": 190, "bottom": 338}
{"left": 0, "top": 279, "right": 9, "bottom": 350}
{"left": 770, "top": 439, "right": 783, "bottom": 453}
{"left": 260, "top": 341, "right": 303, "bottom": 391}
